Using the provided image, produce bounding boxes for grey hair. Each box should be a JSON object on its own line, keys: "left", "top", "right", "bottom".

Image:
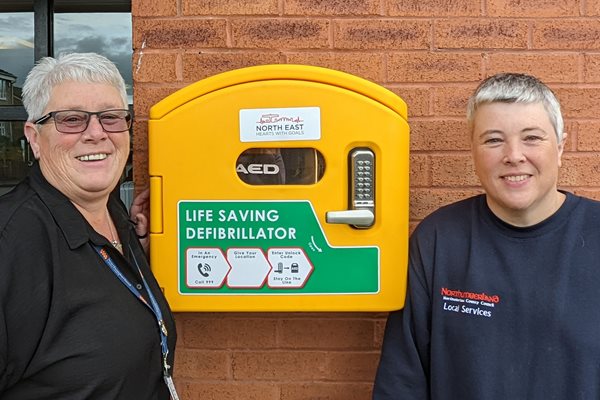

{"left": 466, "top": 73, "right": 564, "bottom": 141}
{"left": 22, "top": 52, "right": 128, "bottom": 122}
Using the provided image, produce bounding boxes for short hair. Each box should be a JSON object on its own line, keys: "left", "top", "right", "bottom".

{"left": 22, "top": 52, "right": 128, "bottom": 122}
{"left": 466, "top": 73, "right": 564, "bottom": 141}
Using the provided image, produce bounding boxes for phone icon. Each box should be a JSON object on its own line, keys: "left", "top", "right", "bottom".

{"left": 198, "top": 263, "right": 211, "bottom": 277}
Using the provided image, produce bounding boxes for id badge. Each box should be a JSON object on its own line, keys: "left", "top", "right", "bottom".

{"left": 164, "top": 375, "right": 180, "bottom": 400}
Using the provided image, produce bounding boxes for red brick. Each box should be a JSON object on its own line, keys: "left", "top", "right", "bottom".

{"left": 487, "top": 0, "right": 579, "bottom": 17}
{"left": 281, "top": 383, "right": 373, "bottom": 400}
{"left": 573, "top": 189, "right": 600, "bottom": 201}
{"left": 433, "top": 85, "right": 474, "bottom": 116}
{"left": 410, "top": 119, "right": 470, "bottom": 151}
{"left": 436, "top": 19, "right": 528, "bottom": 49}
{"left": 132, "top": 120, "right": 149, "bottom": 189}
{"left": 388, "top": 0, "right": 479, "bottom": 16}
{"left": 182, "top": 52, "right": 283, "bottom": 82}
{"left": 132, "top": 85, "right": 181, "bottom": 118}
{"left": 279, "top": 318, "right": 376, "bottom": 349}
{"left": 127, "top": 5, "right": 600, "bottom": 400}
{"left": 174, "top": 349, "right": 230, "bottom": 380}
{"left": 133, "top": 18, "right": 227, "bottom": 49}
{"left": 374, "top": 317, "right": 387, "bottom": 348}
{"left": 133, "top": 51, "right": 178, "bottom": 83}
{"left": 562, "top": 120, "right": 577, "bottom": 151}
{"left": 409, "top": 221, "right": 420, "bottom": 233}
{"left": 576, "top": 121, "right": 600, "bottom": 151}
{"left": 182, "top": 315, "right": 278, "bottom": 349}
{"left": 285, "top": 0, "right": 379, "bottom": 15}
{"left": 486, "top": 53, "right": 580, "bottom": 83}
{"left": 174, "top": 315, "right": 185, "bottom": 344}
{"left": 584, "top": 53, "right": 600, "bottom": 83}
{"left": 410, "top": 188, "right": 483, "bottom": 219}
{"left": 387, "top": 52, "right": 483, "bottom": 83}
{"left": 533, "top": 20, "right": 600, "bottom": 49}
{"left": 554, "top": 88, "right": 600, "bottom": 119}
{"left": 325, "top": 351, "right": 380, "bottom": 381}
{"left": 177, "top": 381, "right": 279, "bottom": 400}
{"left": 231, "top": 19, "right": 330, "bottom": 48}
{"left": 410, "top": 154, "right": 431, "bottom": 187}
{"left": 585, "top": 0, "right": 600, "bottom": 15}
{"left": 232, "top": 351, "right": 327, "bottom": 380}
{"left": 334, "top": 19, "right": 430, "bottom": 50}
{"left": 388, "top": 86, "right": 432, "bottom": 117}
{"left": 271, "top": 312, "right": 374, "bottom": 318}
{"left": 183, "top": 0, "right": 278, "bottom": 15}
{"left": 559, "top": 154, "right": 600, "bottom": 186}
{"left": 132, "top": 0, "right": 177, "bottom": 17}
{"left": 371, "top": 312, "right": 389, "bottom": 319}
{"left": 430, "top": 154, "right": 478, "bottom": 187}
{"left": 285, "top": 52, "right": 384, "bottom": 82}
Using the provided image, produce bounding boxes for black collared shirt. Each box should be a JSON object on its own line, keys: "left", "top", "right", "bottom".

{"left": 0, "top": 164, "right": 176, "bottom": 399}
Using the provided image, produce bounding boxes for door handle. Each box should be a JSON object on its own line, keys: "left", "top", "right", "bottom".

{"left": 326, "top": 209, "right": 374, "bottom": 227}
{"left": 326, "top": 148, "right": 375, "bottom": 228}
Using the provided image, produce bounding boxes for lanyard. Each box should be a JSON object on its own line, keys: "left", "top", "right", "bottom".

{"left": 93, "top": 244, "right": 180, "bottom": 400}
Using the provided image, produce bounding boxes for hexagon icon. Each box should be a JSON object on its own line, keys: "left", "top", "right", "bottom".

{"left": 267, "top": 248, "right": 314, "bottom": 288}
{"left": 226, "top": 248, "right": 271, "bottom": 288}
{"left": 186, "top": 248, "right": 230, "bottom": 288}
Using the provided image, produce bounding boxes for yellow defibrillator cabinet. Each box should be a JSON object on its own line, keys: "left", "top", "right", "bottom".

{"left": 148, "top": 64, "right": 409, "bottom": 312}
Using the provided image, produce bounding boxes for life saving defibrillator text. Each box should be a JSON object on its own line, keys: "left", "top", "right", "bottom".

{"left": 184, "top": 208, "right": 296, "bottom": 240}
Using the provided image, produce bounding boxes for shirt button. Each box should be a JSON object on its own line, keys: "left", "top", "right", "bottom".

{"left": 136, "top": 283, "right": 143, "bottom": 290}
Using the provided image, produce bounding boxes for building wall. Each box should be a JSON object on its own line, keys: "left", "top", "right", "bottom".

{"left": 131, "top": 1, "right": 600, "bottom": 398}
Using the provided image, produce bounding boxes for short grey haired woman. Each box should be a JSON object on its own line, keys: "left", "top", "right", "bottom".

{"left": 0, "top": 53, "right": 177, "bottom": 399}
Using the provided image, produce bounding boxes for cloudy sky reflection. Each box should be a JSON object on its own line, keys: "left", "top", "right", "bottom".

{"left": 0, "top": 12, "right": 132, "bottom": 96}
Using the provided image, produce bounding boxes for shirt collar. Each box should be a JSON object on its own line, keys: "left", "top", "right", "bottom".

{"left": 28, "top": 162, "right": 124, "bottom": 250}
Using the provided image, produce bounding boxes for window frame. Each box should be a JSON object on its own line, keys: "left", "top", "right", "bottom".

{"left": 0, "top": 80, "right": 6, "bottom": 101}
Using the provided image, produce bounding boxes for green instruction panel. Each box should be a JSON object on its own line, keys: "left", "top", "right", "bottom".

{"left": 178, "top": 200, "right": 379, "bottom": 294}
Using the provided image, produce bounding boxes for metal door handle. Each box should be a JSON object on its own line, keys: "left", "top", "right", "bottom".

{"left": 326, "top": 209, "right": 374, "bottom": 227}
{"left": 325, "top": 148, "right": 375, "bottom": 229}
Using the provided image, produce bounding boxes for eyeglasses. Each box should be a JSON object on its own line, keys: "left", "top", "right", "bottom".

{"left": 34, "top": 109, "right": 132, "bottom": 134}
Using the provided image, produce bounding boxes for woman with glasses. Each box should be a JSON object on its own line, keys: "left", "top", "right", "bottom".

{"left": 0, "top": 53, "right": 178, "bottom": 399}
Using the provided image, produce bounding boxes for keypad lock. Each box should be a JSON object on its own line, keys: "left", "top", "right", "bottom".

{"left": 326, "top": 148, "right": 375, "bottom": 228}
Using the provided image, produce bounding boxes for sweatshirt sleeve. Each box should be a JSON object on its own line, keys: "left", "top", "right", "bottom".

{"left": 372, "top": 229, "right": 433, "bottom": 399}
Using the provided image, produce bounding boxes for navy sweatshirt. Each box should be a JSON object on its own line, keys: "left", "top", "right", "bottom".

{"left": 374, "top": 193, "right": 600, "bottom": 400}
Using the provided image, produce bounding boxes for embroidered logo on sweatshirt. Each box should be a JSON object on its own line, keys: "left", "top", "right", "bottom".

{"left": 440, "top": 287, "right": 500, "bottom": 318}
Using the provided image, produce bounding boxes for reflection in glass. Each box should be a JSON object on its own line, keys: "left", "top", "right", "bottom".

{"left": 0, "top": 12, "right": 35, "bottom": 90}
{"left": 0, "top": 12, "right": 34, "bottom": 189}
{"left": 237, "top": 148, "right": 326, "bottom": 185}
{"left": 0, "top": 11, "right": 133, "bottom": 188}
{"left": 54, "top": 11, "right": 134, "bottom": 198}
{"left": 55, "top": 13, "right": 133, "bottom": 103}
{"left": 0, "top": 119, "right": 31, "bottom": 190}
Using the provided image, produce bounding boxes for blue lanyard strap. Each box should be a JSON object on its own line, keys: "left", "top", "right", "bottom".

{"left": 93, "top": 244, "right": 172, "bottom": 377}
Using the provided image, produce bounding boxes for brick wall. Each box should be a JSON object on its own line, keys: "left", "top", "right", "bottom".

{"left": 131, "top": 0, "right": 600, "bottom": 398}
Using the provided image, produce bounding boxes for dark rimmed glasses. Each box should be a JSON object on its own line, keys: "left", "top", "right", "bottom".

{"left": 34, "top": 109, "right": 132, "bottom": 134}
